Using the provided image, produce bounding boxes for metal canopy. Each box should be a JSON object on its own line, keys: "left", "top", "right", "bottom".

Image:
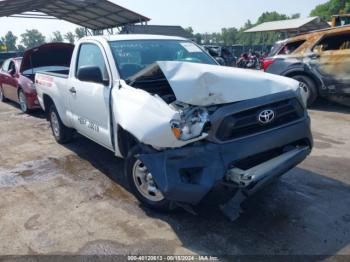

{"left": 0, "top": 0, "right": 150, "bottom": 30}
{"left": 245, "top": 17, "right": 330, "bottom": 34}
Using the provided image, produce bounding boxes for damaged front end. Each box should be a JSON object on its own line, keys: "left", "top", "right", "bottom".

{"left": 114, "top": 61, "right": 313, "bottom": 219}
{"left": 169, "top": 102, "right": 211, "bottom": 141}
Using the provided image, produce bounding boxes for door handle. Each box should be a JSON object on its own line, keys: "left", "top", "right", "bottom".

{"left": 69, "top": 87, "right": 77, "bottom": 94}
{"left": 309, "top": 53, "right": 320, "bottom": 60}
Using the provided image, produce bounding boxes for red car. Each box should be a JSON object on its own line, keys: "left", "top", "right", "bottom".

{"left": 0, "top": 43, "right": 74, "bottom": 113}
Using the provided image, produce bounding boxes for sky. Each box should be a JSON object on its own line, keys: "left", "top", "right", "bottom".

{"left": 0, "top": 0, "right": 328, "bottom": 39}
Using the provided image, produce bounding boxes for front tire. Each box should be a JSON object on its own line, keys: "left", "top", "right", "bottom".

{"left": 0, "top": 87, "right": 8, "bottom": 102}
{"left": 49, "top": 104, "right": 73, "bottom": 144}
{"left": 18, "top": 89, "right": 29, "bottom": 113}
{"left": 291, "top": 75, "right": 318, "bottom": 107}
{"left": 125, "top": 146, "right": 170, "bottom": 210}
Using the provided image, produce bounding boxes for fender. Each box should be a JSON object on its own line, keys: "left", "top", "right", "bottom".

{"left": 281, "top": 65, "right": 325, "bottom": 92}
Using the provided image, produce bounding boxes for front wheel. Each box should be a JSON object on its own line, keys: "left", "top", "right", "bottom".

{"left": 125, "top": 146, "right": 170, "bottom": 210}
{"left": 49, "top": 104, "right": 73, "bottom": 144}
{"left": 0, "top": 87, "right": 8, "bottom": 102}
{"left": 18, "top": 90, "right": 29, "bottom": 113}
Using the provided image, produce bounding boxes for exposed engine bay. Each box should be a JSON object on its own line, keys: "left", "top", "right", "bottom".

{"left": 126, "top": 62, "right": 214, "bottom": 142}
{"left": 126, "top": 62, "right": 177, "bottom": 104}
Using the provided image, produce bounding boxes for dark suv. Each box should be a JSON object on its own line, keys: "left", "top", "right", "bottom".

{"left": 264, "top": 25, "right": 350, "bottom": 106}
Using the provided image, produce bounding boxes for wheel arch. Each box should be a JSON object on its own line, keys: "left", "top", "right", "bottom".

{"left": 284, "top": 69, "right": 321, "bottom": 93}
{"left": 43, "top": 94, "right": 55, "bottom": 120}
{"left": 17, "top": 85, "right": 23, "bottom": 96}
{"left": 117, "top": 125, "right": 141, "bottom": 158}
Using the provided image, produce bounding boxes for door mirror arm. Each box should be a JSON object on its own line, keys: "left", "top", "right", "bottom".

{"left": 102, "top": 79, "right": 110, "bottom": 86}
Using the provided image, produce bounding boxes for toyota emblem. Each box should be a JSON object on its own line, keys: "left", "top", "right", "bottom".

{"left": 258, "top": 109, "right": 275, "bottom": 125}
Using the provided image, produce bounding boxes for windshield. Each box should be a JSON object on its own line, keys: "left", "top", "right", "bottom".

{"left": 109, "top": 40, "right": 217, "bottom": 79}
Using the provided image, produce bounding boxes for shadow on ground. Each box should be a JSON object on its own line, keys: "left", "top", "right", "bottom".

{"left": 62, "top": 134, "right": 350, "bottom": 257}
{"left": 2, "top": 100, "right": 46, "bottom": 119}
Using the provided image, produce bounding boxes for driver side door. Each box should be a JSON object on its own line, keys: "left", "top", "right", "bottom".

{"left": 68, "top": 42, "right": 114, "bottom": 150}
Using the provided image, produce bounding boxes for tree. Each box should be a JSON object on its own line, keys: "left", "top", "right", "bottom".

{"left": 256, "top": 11, "right": 288, "bottom": 25}
{"left": 194, "top": 33, "right": 203, "bottom": 44}
{"left": 0, "top": 39, "right": 6, "bottom": 52}
{"left": 1, "top": 31, "right": 18, "bottom": 51}
{"left": 64, "top": 32, "right": 75, "bottom": 44}
{"left": 51, "top": 31, "right": 63, "bottom": 42}
{"left": 21, "top": 29, "right": 46, "bottom": 49}
{"left": 75, "top": 27, "right": 86, "bottom": 39}
{"left": 291, "top": 13, "right": 301, "bottom": 19}
{"left": 310, "top": 0, "right": 350, "bottom": 20}
{"left": 185, "top": 27, "right": 194, "bottom": 35}
{"left": 346, "top": 2, "right": 350, "bottom": 13}
{"left": 220, "top": 27, "right": 238, "bottom": 45}
{"left": 17, "top": 45, "right": 26, "bottom": 52}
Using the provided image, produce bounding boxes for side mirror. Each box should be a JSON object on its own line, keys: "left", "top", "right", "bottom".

{"left": 77, "top": 66, "right": 109, "bottom": 85}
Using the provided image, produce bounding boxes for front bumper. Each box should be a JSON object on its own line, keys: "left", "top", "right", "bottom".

{"left": 26, "top": 92, "right": 41, "bottom": 110}
{"left": 139, "top": 117, "right": 313, "bottom": 205}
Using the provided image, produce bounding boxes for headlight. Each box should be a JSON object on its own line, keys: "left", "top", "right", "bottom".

{"left": 170, "top": 107, "right": 210, "bottom": 141}
{"left": 296, "top": 82, "right": 308, "bottom": 108}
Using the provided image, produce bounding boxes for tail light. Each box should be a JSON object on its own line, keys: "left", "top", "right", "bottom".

{"left": 263, "top": 58, "right": 275, "bottom": 72}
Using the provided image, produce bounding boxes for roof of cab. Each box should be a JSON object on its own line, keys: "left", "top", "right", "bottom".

{"left": 81, "top": 34, "right": 188, "bottom": 43}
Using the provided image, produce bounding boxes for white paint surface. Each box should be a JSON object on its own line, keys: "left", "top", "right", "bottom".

{"left": 157, "top": 61, "right": 300, "bottom": 106}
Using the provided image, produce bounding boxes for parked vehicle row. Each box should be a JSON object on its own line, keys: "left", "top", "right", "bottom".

{"left": 203, "top": 45, "right": 237, "bottom": 67}
{"left": 0, "top": 43, "right": 73, "bottom": 112}
{"left": 264, "top": 25, "right": 350, "bottom": 106}
{"left": 31, "top": 34, "right": 312, "bottom": 220}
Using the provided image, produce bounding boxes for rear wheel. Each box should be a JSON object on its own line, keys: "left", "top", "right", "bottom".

{"left": 125, "top": 146, "right": 170, "bottom": 210}
{"left": 0, "top": 87, "right": 7, "bottom": 102}
{"left": 18, "top": 89, "right": 29, "bottom": 113}
{"left": 291, "top": 75, "right": 318, "bottom": 107}
{"left": 49, "top": 104, "right": 73, "bottom": 144}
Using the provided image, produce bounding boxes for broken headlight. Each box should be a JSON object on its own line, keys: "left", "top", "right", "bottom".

{"left": 170, "top": 106, "right": 210, "bottom": 141}
{"left": 296, "top": 82, "right": 308, "bottom": 108}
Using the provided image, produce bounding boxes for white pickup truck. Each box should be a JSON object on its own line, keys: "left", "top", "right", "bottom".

{"left": 35, "top": 35, "right": 313, "bottom": 218}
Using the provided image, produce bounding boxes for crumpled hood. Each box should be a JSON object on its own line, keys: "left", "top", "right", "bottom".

{"left": 157, "top": 61, "right": 300, "bottom": 106}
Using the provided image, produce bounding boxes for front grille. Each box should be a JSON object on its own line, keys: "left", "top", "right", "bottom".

{"left": 216, "top": 98, "right": 304, "bottom": 141}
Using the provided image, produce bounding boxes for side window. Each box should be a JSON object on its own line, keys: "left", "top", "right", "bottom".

{"left": 8, "top": 61, "right": 16, "bottom": 73}
{"left": 313, "top": 32, "right": 350, "bottom": 52}
{"left": 76, "top": 43, "right": 109, "bottom": 80}
{"left": 1, "top": 59, "right": 10, "bottom": 72}
{"left": 279, "top": 40, "right": 306, "bottom": 55}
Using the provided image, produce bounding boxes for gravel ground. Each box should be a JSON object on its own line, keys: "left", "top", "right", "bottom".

{"left": 0, "top": 99, "right": 349, "bottom": 259}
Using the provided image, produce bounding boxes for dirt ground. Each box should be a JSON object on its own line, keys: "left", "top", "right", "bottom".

{"left": 0, "top": 99, "right": 349, "bottom": 259}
